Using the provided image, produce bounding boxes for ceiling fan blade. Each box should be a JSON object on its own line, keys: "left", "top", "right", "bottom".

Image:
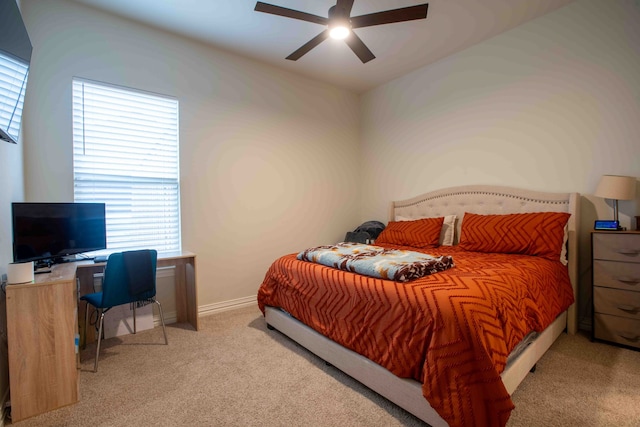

{"left": 286, "top": 29, "right": 330, "bottom": 61}
{"left": 335, "top": 0, "right": 355, "bottom": 16}
{"left": 344, "top": 32, "right": 375, "bottom": 63}
{"left": 254, "top": 2, "right": 328, "bottom": 25}
{"left": 351, "top": 3, "right": 428, "bottom": 29}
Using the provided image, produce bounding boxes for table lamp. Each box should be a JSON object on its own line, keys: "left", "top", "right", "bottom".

{"left": 594, "top": 175, "right": 637, "bottom": 226}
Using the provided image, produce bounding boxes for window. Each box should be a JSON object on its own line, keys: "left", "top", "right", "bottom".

{"left": 72, "top": 78, "right": 180, "bottom": 253}
{"left": 0, "top": 52, "right": 29, "bottom": 144}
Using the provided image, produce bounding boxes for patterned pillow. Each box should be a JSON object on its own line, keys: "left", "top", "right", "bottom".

{"left": 375, "top": 217, "right": 444, "bottom": 249}
{"left": 458, "top": 212, "right": 571, "bottom": 262}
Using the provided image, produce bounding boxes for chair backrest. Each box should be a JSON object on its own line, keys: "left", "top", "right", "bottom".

{"left": 100, "top": 249, "right": 158, "bottom": 308}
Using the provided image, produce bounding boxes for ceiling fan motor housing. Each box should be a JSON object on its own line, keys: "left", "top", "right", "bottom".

{"left": 328, "top": 5, "right": 351, "bottom": 38}
{"left": 329, "top": 5, "right": 350, "bottom": 23}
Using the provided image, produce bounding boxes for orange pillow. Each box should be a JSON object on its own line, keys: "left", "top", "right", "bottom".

{"left": 375, "top": 217, "right": 444, "bottom": 249}
{"left": 458, "top": 212, "right": 570, "bottom": 261}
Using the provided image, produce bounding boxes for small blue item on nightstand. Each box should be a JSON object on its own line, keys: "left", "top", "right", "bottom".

{"left": 93, "top": 255, "right": 108, "bottom": 263}
{"left": 594, "top": 220, "right": 620, "bottom": 230}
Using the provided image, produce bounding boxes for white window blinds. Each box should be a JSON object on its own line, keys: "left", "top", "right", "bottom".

{"left": 0, "top": 53, "right": 29, "bottom": 143}
{"left": 72, "top": 78, "right": 181, "bottom": 253}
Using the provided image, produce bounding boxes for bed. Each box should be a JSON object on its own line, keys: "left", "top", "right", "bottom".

{"left": 257, "top": 185, "right": 579, "bottom": 427}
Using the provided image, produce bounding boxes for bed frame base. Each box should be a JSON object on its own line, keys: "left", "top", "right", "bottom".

{"left": 265, "top": 306, "right": 566, "bottom": 426}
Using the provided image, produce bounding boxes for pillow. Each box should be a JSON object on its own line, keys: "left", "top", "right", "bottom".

{"left": 375, "top": 217, "right": 444, "bottom": 249}
{"left": 396, "top": 214, "right": 457, "bottom": 246}
{"left": 458, "top": 212, "right": 571, "bottom": 262}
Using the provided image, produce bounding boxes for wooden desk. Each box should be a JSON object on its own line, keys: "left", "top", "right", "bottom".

{"left": 6, "top": 263, "right": 79, "bottom": 422}
{"left": 5, "top": 251, "right": 198, "bottom": 422}
{"left": 76, "top": 251, "right": 198, "bottom": 345}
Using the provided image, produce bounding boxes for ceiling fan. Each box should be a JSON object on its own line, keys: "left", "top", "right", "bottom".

{"left": 254, "top": 1, "right": 429, "bottom": 63}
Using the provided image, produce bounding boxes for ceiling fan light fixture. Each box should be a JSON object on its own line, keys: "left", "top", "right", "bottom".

{"left": 329, "top": 25, "right": 350, "bottom": 40}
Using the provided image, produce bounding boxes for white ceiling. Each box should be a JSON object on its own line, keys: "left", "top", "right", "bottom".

{"left": 70, "top": 0, "right": 575, "bottom": 93}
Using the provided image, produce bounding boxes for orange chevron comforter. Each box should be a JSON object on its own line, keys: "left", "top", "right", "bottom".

{"left": 257, "top": 245, "right": 574, "bottom": 427}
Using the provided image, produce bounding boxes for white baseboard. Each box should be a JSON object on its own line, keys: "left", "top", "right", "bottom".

{"left": 153, "top": 310, "right": 177, "bottom": 327}
{"left": 198, "top": 295, "right": 257, "bottom": 317}
{"left": 151, "top": 295, "right": 257, "bottom": 327}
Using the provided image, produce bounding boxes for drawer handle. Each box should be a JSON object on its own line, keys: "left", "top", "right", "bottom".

{"left": 616, "top": 249, "right": 640, "bottom": 256}
{"left": 618, "top": 333, "right": 640, "bottom": 343}
{"left": 617, "top": 305, "right": 640, "bottom": 315}
{"left": 617, "top": 278, "right": 639, "bottom": 286}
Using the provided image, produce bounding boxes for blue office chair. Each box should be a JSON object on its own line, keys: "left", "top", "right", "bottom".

{"left": 81, "top": 249, "right": 168, "bottom": 372}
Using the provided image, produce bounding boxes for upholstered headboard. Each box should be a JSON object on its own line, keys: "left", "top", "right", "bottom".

{"left": 389, "top": 185, "right": 580, "bottom": 334}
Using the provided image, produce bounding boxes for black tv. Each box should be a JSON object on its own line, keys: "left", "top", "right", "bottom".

{"left": 12, "top": 202, "right": 107, "bottom": 265}
{"left": 0, "top": 0, "right": 32, "bottom": 144}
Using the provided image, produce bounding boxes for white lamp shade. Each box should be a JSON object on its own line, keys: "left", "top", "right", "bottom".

{"left": 594, "top": 175, "right": 637, "bottom": 200}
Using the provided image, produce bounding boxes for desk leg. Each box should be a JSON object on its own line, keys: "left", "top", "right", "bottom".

{"left": 186, "top": 261, "right": 198, "bottom": 330}
{"left": 79, "top": 256, "right": 198, "bottom": 342}
{"left": 161, "top": 256, "right": 198, "bottom": 331}
{"left": 174, "top": 262, "right": 187, "bottom": 325}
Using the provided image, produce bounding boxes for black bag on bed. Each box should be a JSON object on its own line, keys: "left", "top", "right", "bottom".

{"left": 344, "top": 220, "right": 386, "bottom": 244}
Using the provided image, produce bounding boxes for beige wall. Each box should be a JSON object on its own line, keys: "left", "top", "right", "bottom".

{"left": 19, "top": 0, "right": 361, "bottom": 308}
{"left": 0, "top": 0, "right": 27, "bottom": 410}
{"left": 359, "top": 0, "right": 640, "bottom": 328}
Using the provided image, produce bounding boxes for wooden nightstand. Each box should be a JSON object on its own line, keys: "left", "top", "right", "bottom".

{"left": 591, "top": 230, "right": 640, "bottom": 350}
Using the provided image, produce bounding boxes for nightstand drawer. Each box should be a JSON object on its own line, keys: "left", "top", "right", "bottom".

{"left": 593, "top": 260, "right": 640, "bottom": 291}
{"left": 593, "top": 233, "right": 640, "bottom": 262}
{"left": 593, "top": 287, "right": 640, "bottom": 320}
{"left": 594, "top": 314, "right": 640, "bottom": 349}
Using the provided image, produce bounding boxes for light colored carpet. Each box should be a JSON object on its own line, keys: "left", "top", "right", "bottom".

{"left": 8, "top": 305, "right": 640, "bottom": 426}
